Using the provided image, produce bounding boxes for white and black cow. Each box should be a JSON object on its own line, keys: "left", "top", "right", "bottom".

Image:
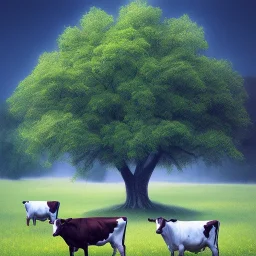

{"left": 52, "top": 217, "right": 127, "bottom": 256}
{"left": 148, "top": 217, "right": 220, "bottom": 256}
{"left": 22, "top": 200, "right": 60, "bottom": 226}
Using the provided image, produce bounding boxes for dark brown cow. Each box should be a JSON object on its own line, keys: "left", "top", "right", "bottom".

{"left": 22, "top": 200, "right": 60, "bottom": 226}
{"left": 52, "top": 217, "right": 127, "bottom": 256}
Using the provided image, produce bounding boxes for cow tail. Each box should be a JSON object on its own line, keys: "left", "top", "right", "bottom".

{"left": 122, "top": 217, "right": 128, "bottom": 246}
{"left": 122, "top": 217, "right": 128, "bottom": 256}
{"left": 214, "top": 221, "right": 220, "bottom": 252}
{"left": 56, "top": 201, "right": 60, "bottom": 219}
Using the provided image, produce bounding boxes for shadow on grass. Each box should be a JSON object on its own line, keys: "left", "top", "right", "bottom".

{"left": 83, "top": 201, "right": 202, "bottom": 220}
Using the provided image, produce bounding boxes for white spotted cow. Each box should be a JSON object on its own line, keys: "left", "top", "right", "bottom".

{"left": 148, "top": 217, "right": 220, "bottom": 256}
{"left": 22, "top": 200, "right": 60, "bottom": 226}
{"left": 52, "top": 217, "right": 128, "bottom": 256}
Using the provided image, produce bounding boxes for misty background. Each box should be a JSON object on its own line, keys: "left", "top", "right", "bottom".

{"left": 1, "top": 0, "right": 256, "bottom": 183}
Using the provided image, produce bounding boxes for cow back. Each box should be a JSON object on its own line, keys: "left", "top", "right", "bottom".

{"left": 60, "top": 217, "right": 124, "bottom": 247}
{"left": 47, "top": 201, "right": 60, "bottom": 213}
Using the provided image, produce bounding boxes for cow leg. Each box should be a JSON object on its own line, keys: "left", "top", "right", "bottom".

{"left": 209, "top": 246, "right": 219, "bottom": 256}
{"left": 83, "top": 246, "right": 88, "bottom": 256}
{"left": 26, "top": 217, "right": 30, "bottom": 226}
{"left": 69, "top": 246, "right": 75, "bottom": 256}
{"left": 49, "top": 216, "right": 54, "bottom": 224}
{"left": 167, "top": 245, "right": 174, "bottom": 256}
{"left": 33, "top": 217, "right": 36, "bottom": 226}
{"left": 112, "top": 247, "right": 117, "bottom": 256}
{"left": 178, "top": 245, "right": 184, "bottom": 256}
{"left": 110, "top": 243, "right": 117, "bottom": 256}
{"left": 117, "top": 245, "right": 125, "bottom": 256}
{"left": 49, "top": 213, "right": 55, "bottom": 224}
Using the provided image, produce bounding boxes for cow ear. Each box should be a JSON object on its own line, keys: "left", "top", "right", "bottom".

{"left": 60, "top": 219, "right": 66, "bottom": 225}
{"left": 148, "top": 218, "right": 156, "bottom": 222}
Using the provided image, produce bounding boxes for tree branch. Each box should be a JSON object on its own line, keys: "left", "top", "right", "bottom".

{"left": 116, "top": 160, "right": 134, "bottom": 181}
{"left": 168, "top": 154, "right": 183, "bottom": 171}
{"left": 134, "top": 151, "right": 162, "bottom": 179}
{"left": 170, "top": 146, "right": 199, "bottom": 159}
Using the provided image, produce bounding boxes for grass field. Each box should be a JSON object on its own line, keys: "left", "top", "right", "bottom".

{"left": 0, "top": 178, "right": 255, "bottom": 256}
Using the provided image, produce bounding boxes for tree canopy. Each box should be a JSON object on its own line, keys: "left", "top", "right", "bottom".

{"left": 8, "top": 1, "right": 250, "bottom": 207}
{"left": 0, "top": 103, "right": 48, "bottom": 179}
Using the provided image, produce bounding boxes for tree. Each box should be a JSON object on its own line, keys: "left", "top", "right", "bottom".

{"left": 219, "top": 76, "right": 256, "bottom": 182}
{"left": 80, "top": 161, "right": 107, "bottom": 182}
{"left": 8, "top": 2, "right": 250, "bottom": 208}
{"left": 0, "top": 102, "right": 47, "bottom": 179}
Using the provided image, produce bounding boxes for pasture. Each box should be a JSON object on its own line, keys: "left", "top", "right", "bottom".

{"left": 0, "top": 178, "right": 255, "bottom": 256}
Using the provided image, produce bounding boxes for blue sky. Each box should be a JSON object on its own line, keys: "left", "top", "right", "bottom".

{"left": 1, "top": 0, "right": 255, "bottom": 100}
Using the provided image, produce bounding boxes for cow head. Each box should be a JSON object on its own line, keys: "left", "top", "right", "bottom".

{"left": 148, "top": 217, "right": 167, "bottom": 234}
{"left": 53, "top": 218, "right": 72, "bottom": 237}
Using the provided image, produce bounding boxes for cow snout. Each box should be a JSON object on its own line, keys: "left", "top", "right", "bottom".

{"left": 53, "top": 232, "right": 58, "bottom": 237}
{"left": 156, "top": 229, "right": 162, "bottom": 234}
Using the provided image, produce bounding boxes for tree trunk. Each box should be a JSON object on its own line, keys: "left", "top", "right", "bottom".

{"left": 117, "top": 152, "right": 161, "bottom": 209}
{"left": 121, "top": 173, "right": 154, "bottom": 209}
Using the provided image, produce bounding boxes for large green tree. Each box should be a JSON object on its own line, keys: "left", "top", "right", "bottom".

{"left": 0, "top": 102, "right": 48, "bottom": 179}
{"left": 8, "top": 2, "right": 249, "bottom": 208}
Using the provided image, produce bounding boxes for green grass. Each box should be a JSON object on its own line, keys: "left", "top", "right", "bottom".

{"left": 0, "top": 178, "right": 255, "bottom": 255}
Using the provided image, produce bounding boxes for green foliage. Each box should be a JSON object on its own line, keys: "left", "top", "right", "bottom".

{"left": 8, "top": 1, "right": 250, "bottom": 175}
{"left": 0, "top": 103, "right": 48, "bottom": 179}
